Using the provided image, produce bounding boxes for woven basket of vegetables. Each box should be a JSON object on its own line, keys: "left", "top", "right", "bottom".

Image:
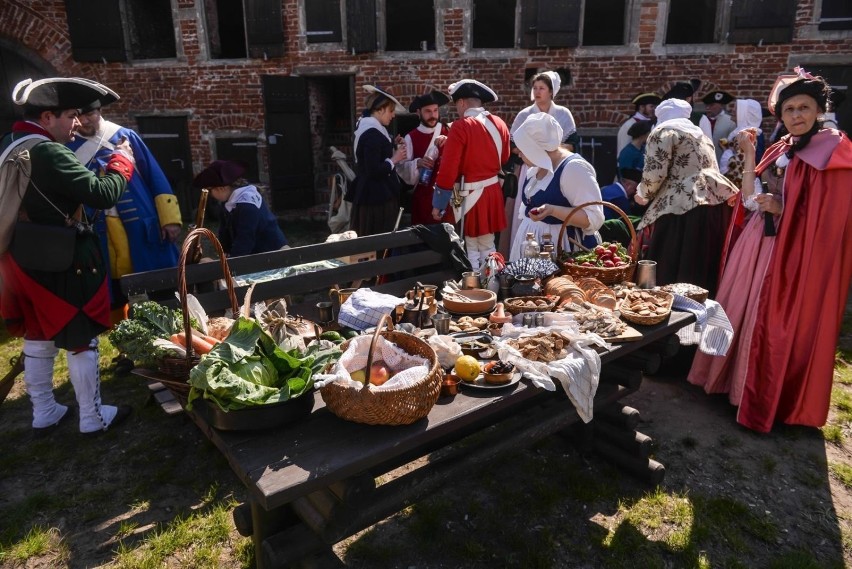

{"left": 556, "top": 201, "right": 638, "bottom": 285}
{"left": 158, "top": 228, "right": 240, "bottom": 382}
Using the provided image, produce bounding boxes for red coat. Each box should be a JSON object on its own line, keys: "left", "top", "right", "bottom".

{"left": 407, "top": 124, "right": 452, "bottom": 225}
{"left": 434, "top": 111, "right": 510, "bottom": 236}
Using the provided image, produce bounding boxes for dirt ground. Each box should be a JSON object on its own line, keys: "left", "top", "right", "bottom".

{"left": 2, "top": 320, "right": 851, "bottom": 567}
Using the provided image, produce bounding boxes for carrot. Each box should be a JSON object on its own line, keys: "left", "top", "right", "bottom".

{"left": 172, "top": 331, "right": 215, "bottom": 354}
{"left": 170, "top": 333, "right": 186, "bottom": 348}
{"left": 199, "top": 332, "right": 222, "bottom": 345}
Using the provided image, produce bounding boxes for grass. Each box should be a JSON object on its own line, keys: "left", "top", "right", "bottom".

{"left": 829, "top": 462, "right": 852, "bottom": 490}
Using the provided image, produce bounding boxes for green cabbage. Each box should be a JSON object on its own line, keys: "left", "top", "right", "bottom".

{"left": 186, "top": 316, "right": 341, "bottom": 412}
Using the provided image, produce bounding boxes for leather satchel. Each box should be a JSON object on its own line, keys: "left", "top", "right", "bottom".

{"left": 10, "top": 221, "right": 77, "bottom": 272}
{"left": 501, "top": 171, "right": 518, "bottom": 200}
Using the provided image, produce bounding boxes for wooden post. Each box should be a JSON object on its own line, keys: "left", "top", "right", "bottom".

{"left": 594, "top": 438, "right": 666, "bottom": 485}
{"left": 593, "top": 420, "right": 654, "bottom": 459}
{"left": 596, "top": 403, "right": 642, "bottom": 430}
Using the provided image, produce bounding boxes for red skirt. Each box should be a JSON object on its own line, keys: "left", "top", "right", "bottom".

{"left": 459, "top": 184, "right": 506, "bottom": 237}
{"left": 411, "top": 184, "right": 452, "bottom": 226}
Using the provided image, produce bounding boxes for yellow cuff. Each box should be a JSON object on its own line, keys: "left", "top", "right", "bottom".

{"left": 106, "top": 215, "right": 133, "bottom": 278}
{"left": 154, "top": 194, "right": 182, "bottom": 227}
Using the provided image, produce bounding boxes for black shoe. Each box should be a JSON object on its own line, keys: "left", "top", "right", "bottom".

{"left": 33, "top": 404, "right": 77, "bottom": 438}
{"left": 81, "top": 404, "right": 133, "bottom": 437}
{"left": 113, "top": 357, "right": 135, "bottom": 375}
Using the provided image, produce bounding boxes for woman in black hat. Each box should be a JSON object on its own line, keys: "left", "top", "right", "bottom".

{"left": 690, "top": 68, "right": 852, "bottom": 433}
{"left": 193, "top": 160, "right": 287, "bottom": 256}
{"left": 348, "top": 86, "right": 407, "bottom": 238}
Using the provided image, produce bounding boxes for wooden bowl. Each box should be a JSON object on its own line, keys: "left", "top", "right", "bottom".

{"left": 442, "top": 289, "right": 497, "bottom": 315}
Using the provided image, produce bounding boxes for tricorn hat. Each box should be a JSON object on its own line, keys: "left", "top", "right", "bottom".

{"left": 192, "top": 160, "right": 248, "bottom": 189}
{"left": 632, "top": 92, "right": 661, "bottom": 107}
{"left": 12, "top": 77, "right": 116, "bottom": 111}
{"left": 663, "top": 82, "right": 694, "bottom": 101}
{"left": 448, "top": 79, "right": 498, "bottom": 103}
{"left": 75, "top": 78, "right": 120, "bottom": 113}
{"left": 627, "top": 119, "right": 653, "bottom": 139}
{"left": 701, "top": 90, "right": 734, "bottom": 105}
{"left": 409, "top": 90, "right": 451, "bottom": 113}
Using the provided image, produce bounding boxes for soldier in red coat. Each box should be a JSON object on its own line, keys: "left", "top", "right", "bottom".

{"left": 431, "top": 79, "right": 510, "bottom": 270}
{"left": 397, "top": 90, "right": 451, "bottom": 225}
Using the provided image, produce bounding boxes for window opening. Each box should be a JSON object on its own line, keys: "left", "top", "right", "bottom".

{"left": 206, "top": 0, "right": 248, "bottom": 58}
{"left": 666, "top": 0, "right": 717, "bottom": 44}
{"left": 306, "top": 0, "right": 343, "bottom": 43}
{"left": 125, "top": 0, "right": 176, "bottom": 59}
{"left": 473, "top": 0, "right": 517, "bottom": 48}
{"left": 820, "top": 0, "right": 852, "bottom": 30}
{"left": 386, "top": 0, "right": 435, "bottom": 51}
{"left": 583, "top": 0, "right": 625, "bottom": 45}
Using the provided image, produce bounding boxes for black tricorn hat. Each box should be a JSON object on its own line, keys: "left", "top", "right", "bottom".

{"left": 663, "top": 82, "right": 694, "bottom": 101}
{"left": 192, "top": 160, "right": 249, "bottom": 188}
{"left": 76, "top": 78, "right": 120, "bottom": 113}
{"left": 12, "top": 77, "right": 116, "bottom": 111}
{"left": 409, "top": 90, "right": 451, "bottom": 113}
{"left": 632, "top": 92, "right": 661, "bottom": 107}
{"left": 627, "top": 119, "right": 653, "bottom": 139}
{"left": 701, "top": 90, "right": 735, "bottom": 105}
{"left": 448, "top": 79, "right": 498, "bottom": 103}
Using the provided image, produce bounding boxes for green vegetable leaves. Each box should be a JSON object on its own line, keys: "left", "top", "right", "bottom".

{"left": 187, "top": 316, "right": 341, "bottom": 412}
{"left": 107, "top": 301, "right": 186, "bottom": 367}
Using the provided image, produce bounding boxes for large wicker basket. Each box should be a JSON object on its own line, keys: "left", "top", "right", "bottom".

{"left": 557, "top": 201, "right": 638, "bottom": 285}
{"left": 320, "top": 315, "right": 443, "bottom": 426}
{"left": 156, "top": 228, "right": 239, "bottom": 395}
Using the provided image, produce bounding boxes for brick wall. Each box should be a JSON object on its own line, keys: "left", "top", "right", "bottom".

{"left": 2, "top": 0, "right": 850, "bottom": 192}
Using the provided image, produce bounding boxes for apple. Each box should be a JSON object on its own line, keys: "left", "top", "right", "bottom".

{"left": 369, "top": 361, "right": 392, "bottom": 386}
{"left": 350, "top": 369, "right": 366, "bottom": 384}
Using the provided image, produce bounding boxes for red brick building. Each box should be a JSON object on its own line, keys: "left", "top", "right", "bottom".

{"left": 0, "top": 0, "right": 850, "bottom": 216}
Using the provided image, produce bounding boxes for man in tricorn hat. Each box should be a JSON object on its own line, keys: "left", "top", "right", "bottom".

{"left": 701, "top": 90, "right": 736, "bottom": 161}
{"left": 431, "top": 79, "right": 510, "bottom": 270}
{"left": 397, "top": 90, "right": 451, "bottom": 225}
{"left": 616, "top": 92, "right": 660, "bottom": 155}
{"left": 68, "top": 81, "right": 182, "bottom": 326}
{"left": 0, "top": 77, "right": 135, "bottom": 435}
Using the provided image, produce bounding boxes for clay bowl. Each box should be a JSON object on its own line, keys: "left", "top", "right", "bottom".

{"left": 482, "top": 361, "right": 515, "bottom": 385}
{"left": 442, "top": 289, "right": 497, "bottom": 315}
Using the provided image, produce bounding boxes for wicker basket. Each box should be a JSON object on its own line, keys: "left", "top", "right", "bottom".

{"left": 156, "top": 228, "right": 239, "bottom": 390}
{"left": 503, "top": 295, "right": 557, "bottom": 314}
{"left": 619, "top": 289, "right": 674, "bottom": 326}
{"left": 320, "top": 315, "right": 442, "bottom": 426}
{"left": 556, "top": 201, "right": 638, "bottom": 285}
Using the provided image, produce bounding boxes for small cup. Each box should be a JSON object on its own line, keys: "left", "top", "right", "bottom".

{"left": 461, "top": 271, "right": 482, "bottom": 290}
{"left": 316, "top": 301, "right": 333, "bottom": 323}
{"left": 636, "top": 260, "right": 657, "bottom": 289}
{"left": 441, "top": 373, "right": 461, "bottom": 397}
{"left": 432, "top": 312, "right": 451, "bottom": 334}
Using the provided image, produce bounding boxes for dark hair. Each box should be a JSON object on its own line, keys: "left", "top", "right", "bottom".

{"left": 532, "top": 73, "right": 554, "bottom": 94}
{"left": 21, "top": 105, "right": 62, "bottom": 120}
{"left": 627, "top": 120, "right": 653, "bottom": 139}
{"left": 775, "top": 77, "right": 830, "bottom": 119}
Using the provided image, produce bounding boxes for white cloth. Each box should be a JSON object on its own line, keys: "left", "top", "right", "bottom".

{"left": 530, "top": 70, "right": 562, "bottom": 100}
{"left": 509, "top": 155, "right": 604, "bottom": 262}
{"left": 23, "top": 339, "right": 67, "bottom": 429}
{"left": 464, "top": 233, "right": 496, "bottom": 270}
{"left": 338, "top": 288, "right": 405, "bottom": 331}
{"left": 66, "top": 341, "right": 119, "bottom": 433}
{"left": 353, "top": 116, "right": 391, "bottom": 162}
{"left": 224, "top": 184, "right": 263, "bottom": 212}
{"left": 397, "top": 123, "right": 444, "bottom": 185}
{"left": 653, "top": 99, "right": 705, "bottom": 139}
{"left": 512, "top": 113, "right": 563, "bottom": 172}
{"left": 729, "top": 99, "right": 763, "bottom": 140}
{"left": 672, "top": 296, "right": 734, "bottom": 356}
{"left": 496, "top": 323, "right": 609, "bottom": 423}
{"left": 313, "top": 334, "right": 429, "bottom": 391}
{"left": 511, "top": 102, "right": 576, "bottom": 138}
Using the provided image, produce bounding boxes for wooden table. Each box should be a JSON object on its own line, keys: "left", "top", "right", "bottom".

{"left": 134, "top": 312, "right": 695, "bottom": 568}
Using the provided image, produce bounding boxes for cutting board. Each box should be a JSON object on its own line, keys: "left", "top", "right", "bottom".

{"left": 606, "top": 325, "right": 643, "bottom": 342}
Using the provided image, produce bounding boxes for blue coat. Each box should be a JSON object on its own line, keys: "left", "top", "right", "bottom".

{"left": 68, "top": 123, "right": 180, "bottom": 275}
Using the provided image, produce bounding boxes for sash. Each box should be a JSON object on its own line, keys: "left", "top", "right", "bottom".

{"left": 73, "top": 120, "right": 122, "bottom": 168}
{"left": 453, "top": 111, "right": 503, "bottom": 220}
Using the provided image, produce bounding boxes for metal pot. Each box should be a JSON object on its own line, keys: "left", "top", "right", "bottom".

{"left": 510, "top": 274, "right": 541, "bottom": 296}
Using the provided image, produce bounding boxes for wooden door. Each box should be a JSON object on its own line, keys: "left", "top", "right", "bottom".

{"left": 135, "top": 116, "right": 195, "bottom": 221}
{"left": 262, "top": 75, "right": 315, "bottom": 210}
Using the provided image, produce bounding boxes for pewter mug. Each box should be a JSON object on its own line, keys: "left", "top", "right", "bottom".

{"left": 636, "top": 260, "right": 657, "bottom": 289}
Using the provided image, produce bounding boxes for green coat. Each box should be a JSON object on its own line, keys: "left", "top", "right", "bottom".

{"left": 1, "top": 129, "right": 128, "bottom": 349}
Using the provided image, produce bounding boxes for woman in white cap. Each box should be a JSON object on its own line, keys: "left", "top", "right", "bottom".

{"left": 633, "top": 97, "right": 738, "bottom": 297}
{"left": 510, "top": 71, "right": 576, "bottom": 139}
{"left": 718, "top": 99, "right": 764, "bottom": 191}
{"left": 348, "top": 85, "right": 407, "bottom": 238}
{"left": 509, "top": 113, "right": 603, "bottom": 262}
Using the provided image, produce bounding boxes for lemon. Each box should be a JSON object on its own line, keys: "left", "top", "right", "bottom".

{"left": 454, "top": 355, "right": 481, "bottom": 382}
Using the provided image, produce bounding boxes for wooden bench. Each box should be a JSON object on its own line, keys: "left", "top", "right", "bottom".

{"left": 120, "top": 225, "right": 467, "bottom": 321}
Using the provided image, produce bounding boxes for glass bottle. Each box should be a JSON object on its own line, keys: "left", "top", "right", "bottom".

{"left": 418, "top": 145, "right": 440, "bottom": 184}
{"left": 522, "top": 232, "right": 539, "bottom": 258}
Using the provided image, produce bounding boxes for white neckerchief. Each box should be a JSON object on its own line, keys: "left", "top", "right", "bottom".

{"left": 415, "top": 124, "right": 439, "bottom": 134}
{"left": 73, "top": 119, "right": 122, "bottom": 167}
{"left": 353, "top": 116, "right": 390, "bottom": 163}
{"left": 224, "top": 184, "right": 262, "bottom": 212}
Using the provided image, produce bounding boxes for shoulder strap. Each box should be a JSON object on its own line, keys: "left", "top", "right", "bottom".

{"left": 0, "top": 134, "right": 50, "bottom": 253}
{"left": 473, "top": 111, "right": 503, "bottom": 171}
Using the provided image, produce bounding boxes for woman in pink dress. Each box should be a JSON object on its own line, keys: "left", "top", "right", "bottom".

{"left": 689, "top": 68, "right": 852, "bottom": 432}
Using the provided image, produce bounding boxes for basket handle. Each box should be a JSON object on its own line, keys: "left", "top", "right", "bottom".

{"left": 363, "top": 313, "right": 395, "bottom": 389}
{"left": 555, "top": 200, "right": 638, "bottom": 263}
{"left": 177, "top": 227, "right": 240, "bottom": 364}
